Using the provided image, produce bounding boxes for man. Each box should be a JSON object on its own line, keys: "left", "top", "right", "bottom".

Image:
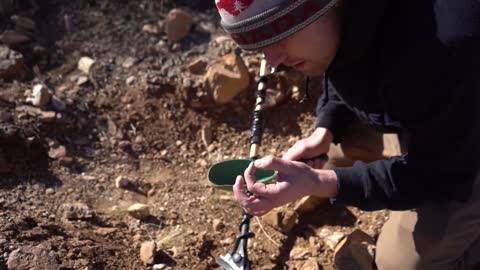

{"left": 214, "top": 0, "right": 480, "bottom": 269}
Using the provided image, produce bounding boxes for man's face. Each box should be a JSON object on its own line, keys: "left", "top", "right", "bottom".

{"left": 260, "top": 10, "right": 340, "bottom": 76}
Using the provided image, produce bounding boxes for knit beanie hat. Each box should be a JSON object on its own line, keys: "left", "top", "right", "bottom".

{"left": 215, "top": 0, "right": 338, "bottom": 50}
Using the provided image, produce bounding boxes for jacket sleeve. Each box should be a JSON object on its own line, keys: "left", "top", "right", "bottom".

{"left": 315, "top": 79, "right": 356, "bottom": 144}
{"left": 331, "top": 0, "right": 480, "bottom": 211}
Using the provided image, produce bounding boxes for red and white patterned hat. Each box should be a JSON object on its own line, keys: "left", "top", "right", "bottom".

{"left": 215, "top": 0, "right": 338, "bottom": 50}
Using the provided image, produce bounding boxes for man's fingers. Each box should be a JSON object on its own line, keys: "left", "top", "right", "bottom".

{"left": 244, "top": 161, "right": 257, "bottom": 189}
{"left": 243, "top": 196, "right": 274, "bottom": 215}
{"left": 233, "top": 175, "right": 249, "bottom": 203}
{"left": 254, "top": 155, "right": 293, "bottom": 173}
{"left": 249, "top": 182, "right": 279, "bottom": 197}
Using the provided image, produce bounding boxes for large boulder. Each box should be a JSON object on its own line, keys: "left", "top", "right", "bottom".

{"left": 205, "top": 53, "right": 250, "bottom": 104}
{"left": 0, "top": 45, "right": 23, "bottom": 79}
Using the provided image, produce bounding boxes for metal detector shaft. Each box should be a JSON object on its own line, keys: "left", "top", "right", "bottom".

{"left": 217, "top": 58, "right": 272, "bottom": 270}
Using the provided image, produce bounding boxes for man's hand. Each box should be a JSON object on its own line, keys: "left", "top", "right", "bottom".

{"left": 283, "top": 127, "right": 334, "bottom": 169}
{"left": 233, "top": 156, "right": 338, "bottom": 216}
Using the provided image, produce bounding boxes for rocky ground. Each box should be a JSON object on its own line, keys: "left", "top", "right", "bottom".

{"left": 0, "top": 1, "right": 389, "bottom": 269}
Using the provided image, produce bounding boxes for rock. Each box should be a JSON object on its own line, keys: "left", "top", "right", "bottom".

{"left": 142, "top": 23, "right": 161, "bottom": 34}
{"left": 165, "top": 9, "right": 192, "bottom": 42}
{"left": 15, "top": 105, "right": 56, "bottom": 123}
{"left": 128, "top": 203, "right": 150, "bottom": 220}
{"left": 205, "top": 53, "right": 250, "bottom": 104}
{"left": 0, "top": 30, "right": 30, "bottom": 47}
{"left": 122, "top": 57, "right": 136, "bottom": 69}
{"left": 126, "top": 76, "right": 135, "bottom": 85}
{"left": 140, "top": 241, "right": 156, "bottom": 265}
{"left": 0, "top": 45, "right": 23, "bottom": 78}
{"left": 300, "top": 259, "right": 320, "bottom": 270}
{"left": 48, "top": 144, "right": 67, "bottom": 159}
{"left": 94, "top": 227, "right": 118, "bottom": 236}
{"left": 294, "top": 196, "right": 328, "bottom": 214}
{"left": 62, "top": 202, "right": 94, "bottom": 220}
{"left": 77, "top": 75, "right": 89, "bottom": 85}
{"left": 115, "top": 176, "right": 131, "bottom": 189}
{"left": 7, "top": 243, "right": 60, "bottom": 270}
{"left": 334, "top": 229, "right": 375, "bottom": 270}
{"left": 45, "top": 188, "right": 55, "bottom": 195}
{"left": 290, "top": 246, "right": 310, "bottom": 259}
{"left": 39, "top": 111, "right": 56, "bottom": 123}
{"left": 153, "top": 264, "right": 166, "bottom": 269}
{"left": 51, "top": 96, "right": 66, "bottom": 111}
{"left": 26, "top": 84, "right": 51, "bottom": 108}
{"left": 59, "top": 156, "right": 74, "bottom": 167}
{"left": 318, "top": 229, "right": 345, "bottom": 251}
{"left": 11, "top": 15, "right": 36, "bottom": 34}
{"left": 188, "top": 59, "right": 207, "bottom": 74}
{"left": 262, "top": 208, "right": 298, "bottom": 233}
{"left": 78, "top": 57, "right": 95, "bottom": 74}
{"left": 212, "top": 219, "right": 224, "bottom": 231}
{"left": 201, "top": 126, "right": 213, "bottom": 146}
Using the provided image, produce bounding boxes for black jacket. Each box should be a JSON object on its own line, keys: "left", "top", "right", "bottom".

{"left": 316, "top": 0, "right": 480, "bottom": 210}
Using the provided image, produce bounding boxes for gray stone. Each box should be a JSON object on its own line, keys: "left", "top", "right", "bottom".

{"left": 62, "top": 202, "right": 94, "bottom": 220}
{"left": 0, "top": 45, "right": 23, "bottom": 78}
{"left": 7, "top": 243, "right": 60, "bottom": 270}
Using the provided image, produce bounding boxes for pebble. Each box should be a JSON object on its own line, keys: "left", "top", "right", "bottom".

{"left": 127, "top": 203, "right": 150, "bottom": 220}
{"left": 62, "top": 202, "right": 94, "bottom": 220}
{"left": 140, "top": 241, "right": 156, "bottom": 265}
{"left": 78, "top": 57, "right": 95, "bottom": 74}
{"left": 94, "top": 227, "right": 118, "bottom": 236}
{"left": 165, "top": 9, "right": 192, "bottom": 42}
{"left": 212, "top": 219, "right": 224, "bottom": 231}
{"left": 45, "top": 188, "right": 55, "bottom": 195}
{"left": 48, "top": 144, "right": 67, "bottom": 159}
{"left": 77, "top": 76, "right": 89, "bottom": 86}
{"left": 26, "top": 84, "right": 51, "bottom": 108}
{"left": 126, "top": 76, "right": 135, "bottom": 85}
{"left": 122, "top": 57, "right": 136, "bottom": 69}
{"left": 115, "top": 176, "right": 131, "bottom": 189}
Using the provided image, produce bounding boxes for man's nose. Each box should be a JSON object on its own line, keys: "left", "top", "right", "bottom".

{"left": 262, "top": 45, "right": 287, "bottom": 68}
